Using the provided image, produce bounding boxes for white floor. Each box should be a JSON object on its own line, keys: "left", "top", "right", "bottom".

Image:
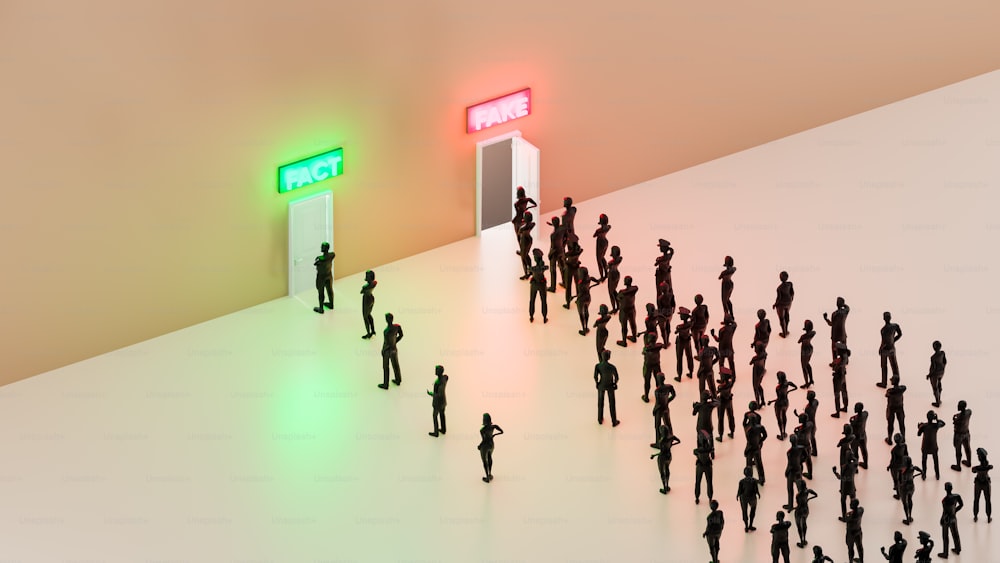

{"left": 1, "top": 70, "right": 998, "bottom": 562}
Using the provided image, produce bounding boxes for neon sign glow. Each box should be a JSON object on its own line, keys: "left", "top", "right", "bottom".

{"left": 277, "top": 148, "right": 344, "bottom": 193}
{"left": 466, "top": 88, "right": 531, "bottom": 133}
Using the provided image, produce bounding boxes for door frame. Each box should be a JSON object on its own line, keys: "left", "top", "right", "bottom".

{"left": 288, "top": 190, "right": 333, "bottom": 302}
{"left": 475, "top": 129, "right": 523, "bottom": 235}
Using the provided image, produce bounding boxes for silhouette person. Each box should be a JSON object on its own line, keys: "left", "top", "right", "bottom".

{"left": 313, "top": 242, "right": 335, "bottom": 314}
{"left": 693, "top": 390, "right": 718, "bottom": 437}
{"left": 926, "top": 340, "right": 947, "bottom": 407}
{"left": 799, "top": 389, "right": 820, "bottom": 457}
{"left": 427, "top": 365, "right": 448, "bottom": 437}
{"left": 693, "top": 429, "right": 715, "bottom": 504}
{"left": 736, "top": 466, "right": 761, "bottom": 532}
{"left": 655, "top": 280, "right": 675, "bottom": 347}
{"left": 703, "top": 499, "right": 724, "bottom": 563}
{"left": 792, "top": 413, "right": 815, "bottom": 480}
{"left": 877, "top": 311, "right": 903, "bottom": 388}
{"left": 650, "top": 424, "right": 681, "bottom": 493}
{"left": 898, "top": 454, "right": 922, "bottom": 525}
{"left": 823, "top": 297, "right": 850, "bottom": 364}
{"left": 711, "top": 314, "right": 737, "bottom": 378}
{"left": 887, "top": 433, "right": 908, "bottom": 500}
{"left": 478, "top": 413, "right": 504, "bottom": 483}
{"left": 770, "top": 511, "right": 792, "bottom": 563}
{"left": 651, "top": 374, "right": 677, "bottom": 445}
{"left": 885, "top": 375, "right": 907, "bottom": 444}
{"left": 615, "top": 276, "right": 639, "bottom": 347}
{"left": 573, "top": 266, "right": 600, "bottom": 336}
{"left": 511, "top": 185, "right": 536, "bottom": 246}
{"left": 770, "top": 370, "right": 798, "bottom": 440}
{"left": 716, "top": 367, "right": 736, "bottom": 441}
{"left": 784, "top": 434, "right": 806, "bottom": 510}
{"left": 606, "top": 245, "right": 622, "bottom": 310}
{"left": 833, "top": 454, "right": 859, "bottom": 522}
{"left": 593, "top": 304, "right": 612, "bottom": 360}
{"left": 696, "top": 335, "right": 719, "bottom": 398}
{"left": 743, "top": 399, "right": 763, "bottom": 437}
{"left": 593, "top": 214, "right": 611, "bottom": 280}
{"left": 719, "top": 256, "right": 736, "bottom": 319}
{"left": 745, "top": 413, "right": 768, "bottom": 485}
{"left": 918, "top": 410, "right": 946, "bottom": 480}
{"left": 837, "top": 424, "right": 857, "bottom": 471}
{"left": 527, "top": 248, "right": 548, "bottom": 323}
{"left": 830, "top": 342, "right": 851, "bottom": 418}
{"left": 754, "top": 308, "right": 772, "bottom": 351}
{"left": 844, "top": 497, "right": 865, "bottom": 563}
{"left": 914, "top": 531, "right": 934, "bottom": 563}
{"left": 950, "top": 400, "right": 972, "bottom": 471}
{"left": 750, "top": 340, "right": 768, "bottom": 407}
{"left": 562, "top": 237, "right": 584, "bottom": 309}
{"left": 560, "top": 196, "right": 577, "bottom": 238}
{"left": 640, "top": 330, "right": 665, "bottom": 402}
{"left": 594, "top": 350, "right": 620, "bottom": 427}
{"left": 378, "top": 312, "right": 403, "bottom": 389}
{"left": 674, "top": 307, "right": 694, "bottom": 381}
{"left": 850, "top": 402, "right": 870, "bottom": 469}
{"left": 939, "top": 481, "right": 964, "bottom": 557}
{"left": 360, "top": 270, "right": 377, "bottom": 339}
{"left": 799, "top": 319, "right": 816, "bottom": 387}
{"left": 811, "top": 545, "right": 834, "bottom": 563}
{"left": 692, "top": 294, "right": 710, "bottom": 352}
{"left": 773, "top": 271, "right": 794, "bottom": 337}
{"left": 792, "top": 478, "right": 818, "bottom": 548}
{"left": 517, "top": 211, "right": 535, "bottom": 279}
{"left": 972, "top": 447, "right": 993, "bottom": 522}
{"left": 654, "top": 238, "right": 674, "bottom": 289}
{"left": 643, "top": 301, "right": 662, "bottom": 340}
{"left": 880, "top": 530, "right": 907, "bottom": 563}
{"left": 546, "top": 216, "right": 566, "bottom": 292}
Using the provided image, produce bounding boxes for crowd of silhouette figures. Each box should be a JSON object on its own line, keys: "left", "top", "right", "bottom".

{"left": 309, "top": 187, "right": 994, "bottom": 562}
{"left": 506, "top": 193, "right": 993, "bottom": 562}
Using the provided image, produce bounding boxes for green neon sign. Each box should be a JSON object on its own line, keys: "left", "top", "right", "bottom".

{"left": 277, "top": 148, "right": 344, "bottom": 193}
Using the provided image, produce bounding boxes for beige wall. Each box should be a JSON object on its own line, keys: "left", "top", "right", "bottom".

{"left": 1, "top": 0, "right": 998, "bottom": 384}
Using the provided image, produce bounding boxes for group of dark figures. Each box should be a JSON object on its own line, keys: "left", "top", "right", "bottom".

{"left": 506, "top": 190, "right": 994, "bottom": 562}
{"left": 311, "top": 243, "right": 502, "bottom": 481}
{"left": 304, "top": 187, "right": 994, "bottom": 560}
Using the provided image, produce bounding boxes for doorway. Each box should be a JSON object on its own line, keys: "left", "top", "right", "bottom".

{"left": 476, "top": 130, "right": 540, "bottom": 240}
{"left": 288, "top": 190, "right": 333, "bottom": 305}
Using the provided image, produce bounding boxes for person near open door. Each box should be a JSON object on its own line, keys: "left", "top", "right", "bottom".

{"left": 517, "top": 211, "right": 535, "bottom": 280}
{"left": 511, "top": 186, "right": 536, "bottom": 249}
{"left": 313, "top": 242, "right": 335, "bottom": 314}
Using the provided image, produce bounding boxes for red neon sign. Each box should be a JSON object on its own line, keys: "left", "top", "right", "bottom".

{"left": 466, "top": 88, "right": 531, "bottom": 133}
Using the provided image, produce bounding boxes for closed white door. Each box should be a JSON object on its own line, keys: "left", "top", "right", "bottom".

{"left": 288, "top": 191, "right": 333, "bottom": 302}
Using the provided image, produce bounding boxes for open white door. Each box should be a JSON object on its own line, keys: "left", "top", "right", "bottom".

{"left": 288, "top": 190, "right": 333, "bottom": 304}
{"left": 511, "top": 136, "right": 540, "bottom": 241}
{"left": 476, "top": 130, "right": 542, "bottom": 238}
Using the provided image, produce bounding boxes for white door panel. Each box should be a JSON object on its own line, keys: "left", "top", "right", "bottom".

{"left": 288, "top": 191, "right": 333, "bottom": 303}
